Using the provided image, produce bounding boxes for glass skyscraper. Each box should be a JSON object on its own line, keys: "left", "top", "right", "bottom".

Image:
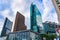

{"left": 30, "top": 3, "right": 43, "bottom": 33}
{"left": 1, "top": 18, "right": 13, "bottom": 37}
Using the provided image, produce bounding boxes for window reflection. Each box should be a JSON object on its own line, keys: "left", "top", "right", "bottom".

{"left": 7, "top": 31, "right": 41, "bottom": 40}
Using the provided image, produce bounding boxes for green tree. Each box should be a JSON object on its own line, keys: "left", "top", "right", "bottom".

{"left": 40, "top": 34, "right": 56, "bottom": 40}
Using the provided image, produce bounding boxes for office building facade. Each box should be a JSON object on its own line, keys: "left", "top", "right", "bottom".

{"left": 6, "top": 30, "right": 41, "bottom": 40}
{"left": 13, "top": 11, "right": 26, "bottom": 32}
{"left": 1, "top": 18, "right": 13, "bottom": 37}
{"left": 52, "top": 0, "right": 60, "bottom": 24}
{"left": 30, "top": 3, "right": 43, "bottom": 33}
{"left": 43, "top": 21, "right": 56, "bottom": 34}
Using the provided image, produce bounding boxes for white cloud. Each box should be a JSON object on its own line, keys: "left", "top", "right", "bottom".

{"left": 0, "top": 0, "right": 9, "bottom": 4}
{"left": 45, "top": 12, "right": 58, "bottom": 23}
{"left": 10, "top": 0, "right": 44, "bottom": 30}
{"left": 5, "top": 0, "right": 59, "bottom": 30}
{"left": 42, "top": 0, "right": 58, "bottom": 23}
{"left": 10, "top": 0, "right": 37, "bottom": 30}
{"left": 42, "top": 0, "right": 50, "bottom": 22}
{"left": 0, "top": 0, "right": 58, "bottom": 33}
{"left": 42, "top": 7, "right": 50, "bottom": 22}
{"left": 0, "top": 0, "right": 38, "bottom": 33}
{"left": 0, "top": 9, "right": 14, "bottom": 21}
{"left": 1, "top": 10, "right": 9, "bottom": 17}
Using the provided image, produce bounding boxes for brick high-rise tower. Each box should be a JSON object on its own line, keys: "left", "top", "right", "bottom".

{"left": 13, "top": 11, "right": 27, "bottom": 32}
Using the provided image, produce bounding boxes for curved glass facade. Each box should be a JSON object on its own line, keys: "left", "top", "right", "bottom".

{"left": 7, "top": 30, "right": 41, "bottom": 40}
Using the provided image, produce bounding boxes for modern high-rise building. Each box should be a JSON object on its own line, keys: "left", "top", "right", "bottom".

{"left": 30, "top": 3, "right": 44, "bottom": 33}
{"left": 52, "top": 0, "right": 60, "bottom": 24}
{"left": 13, "top": 11, "right": 27, "bottom": 32}
{"left": 43, "top": 21, "right": 56, "bottom": 34}
{"left": 1, "top": 18, "right": 13, "bottom": 37}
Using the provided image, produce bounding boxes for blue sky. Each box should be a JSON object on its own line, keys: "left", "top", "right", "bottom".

{"left": 0, "top": 0, "right": 58, "bottom": 34}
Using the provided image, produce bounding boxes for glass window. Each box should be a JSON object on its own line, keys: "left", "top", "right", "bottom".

{"left": 22, "top": 38, "right": 26, "bottom": 40}
{"left": 5, "top": 19, "right": 12, "bottom": 30}
{"left": 33, "top": 26, "right": 38, "bottom": 32}
{"left": 15, "top": 33, "right": 19, "bottom": 40}
{"left": 30, "top": 32, "right": 41, "bottom": 40}
{"left": 6, "top": 29, "right": 10, "bottom": 34}
{"left": 8, "top": 34, "right": 15, "bottom": 40}
{"left": 7, "top": 31, "right": 41, "bottom": 40}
